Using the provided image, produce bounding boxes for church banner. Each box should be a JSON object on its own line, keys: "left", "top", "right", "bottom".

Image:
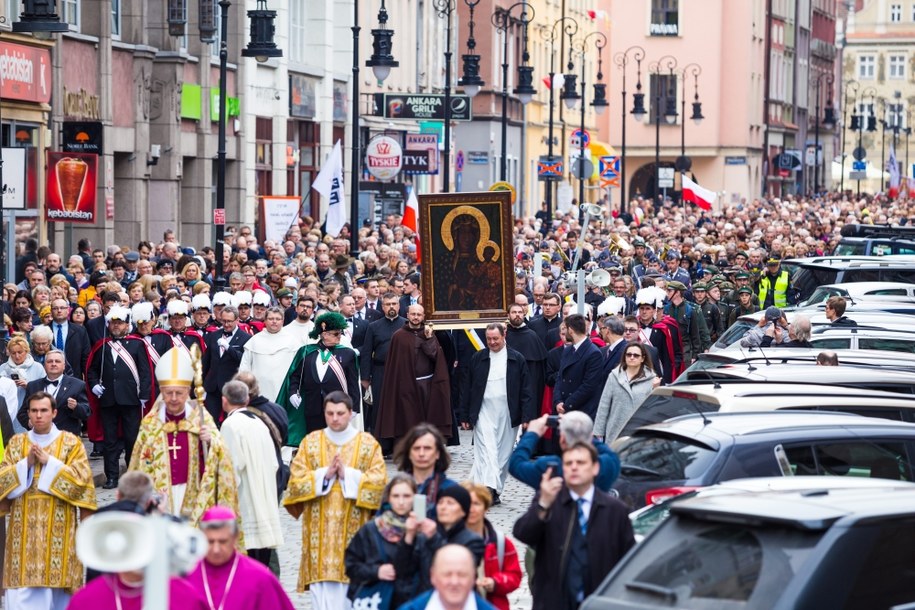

{"left": 418, "top": 191, "right": 513, "bottom": 325}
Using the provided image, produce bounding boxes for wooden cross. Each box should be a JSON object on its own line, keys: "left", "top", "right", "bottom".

{"left": 167, "top": 434, "right": 181, "bottom": 461}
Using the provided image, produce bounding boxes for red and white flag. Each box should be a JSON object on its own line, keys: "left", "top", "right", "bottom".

{"left": 681, "top": 174, "right": 716, "bottom": 211}
{"left": 403, "top": 186, "right": 421, "bottom": 263}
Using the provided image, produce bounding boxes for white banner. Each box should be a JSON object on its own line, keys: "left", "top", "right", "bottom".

{"left": 1, "top": 148, "right": 26, "bottom": 209}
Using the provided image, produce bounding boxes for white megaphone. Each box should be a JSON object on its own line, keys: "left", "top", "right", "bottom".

{"left": 587, "top": 268, "right": 612, "bottom": 288}
{"left": 77, "top": 512, "right": 209, "bottom": 610}
{"left": 580, "top": 203, "right": 603, "bottom": 217}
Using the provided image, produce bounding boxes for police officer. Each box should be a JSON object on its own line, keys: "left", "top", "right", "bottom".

{"left": 757, "top": 255, "right": 796, "bottom": 309}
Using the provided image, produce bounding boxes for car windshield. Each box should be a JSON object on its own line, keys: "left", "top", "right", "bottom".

{"left": 792, "top": 267, "right": 839, "bottom": 302}
{"left": 715, "top": 320, "right": 755, "bottom": 349}
{"left": 620, "top": 393, "right": 721, "bottom": 439}
{"left": 616, "top": 434, "right": 719, "bottom": 482}
{"left": 799, "top": 286, "right": 846, "bottom": 307}
{"left": 834, "top": 243, "right": 865, "bottom": 255}
{"left": 595, "top": 517, "right": 823, "bottom": 608}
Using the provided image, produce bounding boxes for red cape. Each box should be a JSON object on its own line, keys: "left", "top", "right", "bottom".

{"left": 85, "top": 336, "right": 157, "bottom": 442}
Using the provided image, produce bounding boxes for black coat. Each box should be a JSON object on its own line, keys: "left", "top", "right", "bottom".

{"left": 528, "top": 315, "right": 562, "bottom": 351}
{"left": 86, "top": 315, "right": 107, "bottom": 346}
{"left": 347, "top": 316, "right": 369, "bottom": 353}
{"left": 20, "top": 375, "right": 90, "bottom": 436}
{"left": 459, "top": 347, "right": 535, "bottom": 427}
{"left": 86, "top": 338, "right": 153, "bottom": 408}
{"left": 358, "top": 306, "right": 383, "bottom": 323}
{"left": 513, "top": 487, "right": 635, "bottom": 610}
{"left": 47, "top": 322, "right": 91, "bottom": 379}
{"left": 344, "top": 520, "right": 420, "bottom": 607}
{"left": 553, "top": 340, "right": 605, "bottom": 420}
{"left": 201, "top": 328, "right": 251, "bottom": 393}
{"left": 398, "top": 521, "right": 485, "bottom": 594}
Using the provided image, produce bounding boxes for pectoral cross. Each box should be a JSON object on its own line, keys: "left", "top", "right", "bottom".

{"left": 168, "top": 434, "right": 181, "bottom": 461}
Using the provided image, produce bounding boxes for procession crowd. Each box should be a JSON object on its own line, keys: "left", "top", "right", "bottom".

{"left": 0, "top": 190, "right": 909, "bottom": 610}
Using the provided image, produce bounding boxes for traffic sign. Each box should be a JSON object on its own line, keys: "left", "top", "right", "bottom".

{"left": 599, "top": 156, "right": 620, "bottom": 179}
{"left": 852, "top": 161, "right": 866, "bottom": 171}
{"left": 852, "top": 146, "right": 867, "bottom": 161}
{"left": 538, "top": 155, "right": 563, "bottom": 181}
{"left": 571, "top": 128, "right": 591, "bottom": 149}
{"left": 456, "top": 150, "right": 465, "bottom": 172}
{"left": 658, "top": 167, "right": 675, "bottom": 189}
{"left": 850, "top": 171, "right": 867, "bottom": 180}
{"left": 572, "top": 157, "right": 594, "bottom": 180}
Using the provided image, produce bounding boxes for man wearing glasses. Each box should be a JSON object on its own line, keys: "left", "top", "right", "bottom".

{"left": 277, "top": 312, "right": 361, "bottom": 447}
{"left": 280, "top": 294, "right": 317, "bottom": 346}
{"left": 202, "top": 305, "right": 252, "bottom": 424}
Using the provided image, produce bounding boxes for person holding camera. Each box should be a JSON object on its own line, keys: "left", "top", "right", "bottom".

{"left": 513, "top": 442, "right": 635, "bottom": 610}
{"left": 739, "top": 306, "right": 787, "bottom": 348}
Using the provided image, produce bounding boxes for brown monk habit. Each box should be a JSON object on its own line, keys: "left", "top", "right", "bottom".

{"left": 375, "top": 325, "right": 452, "bottom": 442}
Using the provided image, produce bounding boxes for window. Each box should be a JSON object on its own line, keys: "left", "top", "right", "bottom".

{"left": 889, "top": 54, "right": 907, "bottom": 79}
{"left": 891, "top": 3, "right": 902, "bottom": 21}
{"left": 845, "top": 521, "right": 915, "bottom": 609}
{"left": 650, "top": 0, "right": 679, "bottom": 36}
{"left": 255, "top": 117, "right": 273, "bottom": 197}
{"left": 649, "top": 73, "right": 678, "bottom": 124}
{"left": 111, "top": 0, "right": 120, "bottom": 38}
{"left": 857, "top": 55, "right": 876, "bottom": 79}
{"left": 289, "top": 1, "right": 306, "bottom": 63}
{"left": 4, "top": 0, "right": 17, "bottom": 28}
{"left": 210, "top": 2, "right": 222, "bottom": 58}
{"left": 782, "top": 441, "right": 913, "bottom": 479}
{"left": 60, "top": 0, "right": 78, "bottom": 29}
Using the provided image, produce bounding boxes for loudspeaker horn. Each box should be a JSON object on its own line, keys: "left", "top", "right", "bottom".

{"left": 587, "top": 269, "right": 612, "bottom": 287}
{"left": 580, "top": 203, "right": 602, "bottom": 216}
{"left": 76, "top": 512, "right": 156, "bottom": 573}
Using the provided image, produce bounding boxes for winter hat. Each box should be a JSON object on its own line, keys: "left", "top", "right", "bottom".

{"left": 436, "top": 485, "right": 471, "bottom": 517}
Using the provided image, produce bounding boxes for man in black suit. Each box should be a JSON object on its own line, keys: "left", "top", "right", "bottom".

{"left": 597, "top": 315, "right": 627, "bottom": 375}
{"left": 514, "top": 442, "right": 635, "bottom": 609}
{"left": 339, "top": 294, "right": 369, "bottom": 352}
{"left": 86, "top": 291, "right": 122, "bottom": 346}
{"left": 553, "top": 314, "right": 604, "bottom": 421}
{"left": 527, "top": 292, "right": 563, "bottom": 350}
{"left": 398, "top": 272, "right": 422, "bottom": 318}
{"left": 351, "top": 287, "right": 382, "bottom": 322}
{"left": 202, "top": 305, "right": 251, "bottom": 424}
{"left": 86, "top": 306, "right": 153, "bottom": 489}
{"left": 47, "top": 298, "right": 91, "bottom": 378}
{"left": 19, "top": 349, "right": 89, "bottom": 436}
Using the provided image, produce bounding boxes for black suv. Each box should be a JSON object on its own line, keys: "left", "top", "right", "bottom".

{"left": 834, "top": 223, "right": 915, "bottom": 256}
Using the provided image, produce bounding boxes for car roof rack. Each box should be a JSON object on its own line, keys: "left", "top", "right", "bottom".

{"left": 841, "top": 224, "right": 915, "bottom": 239}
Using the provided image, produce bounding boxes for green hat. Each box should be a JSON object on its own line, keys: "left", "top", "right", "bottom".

{"left": 633, "top": 238, "right": 646, "bottom": 247}
{"left": 736, "top": 250, "right": 749, "bottom": 258}
{"left": 735, "top": 271, "right": 751, "bottom": 280}
{"left": 737, "top": 286, "right": 753, "bottom": 295}
{"left": 667, "top": 280, "right": 687, "bottom": 291}
{"left": 693, "top": 282, "right": 708, "bottom": 291}
{"left": 704, "top": 265, "right": 719, "bottom": 275}
{"left": 719, "top": 281, "right": 735, "bottom": 291}
{"left": 276, "top": 288, "right": 293, "bottom": 298}
{"left": 309, "top": 311, "right": 349, "bottom": 340}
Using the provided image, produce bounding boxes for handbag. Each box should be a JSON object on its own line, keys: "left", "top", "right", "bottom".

{"left": 353, "top": 527, "right": 395, "bottom": 610}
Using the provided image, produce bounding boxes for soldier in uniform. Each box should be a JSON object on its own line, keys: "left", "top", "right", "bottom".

{"left": 661, "top": 251, "right": 692, "bottom": 292}
{"left": 693, "top": 283, "right": 723, "bottom": 343}
{"left": 663, "top": 281, "right": 709, "bottom": 366}
{"left": 728, "top": 286, "right": 761, "bottom": 327}
{"left": 724, "top": 271, "right": 755, "bottom": 308}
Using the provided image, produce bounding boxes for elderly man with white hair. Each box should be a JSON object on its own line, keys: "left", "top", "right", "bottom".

{"left": 86, "top": 305, "right": 154, "bottom": 489}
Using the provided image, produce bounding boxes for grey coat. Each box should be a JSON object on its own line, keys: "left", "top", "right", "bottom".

{"left": 594, "top": 366, "right": 657, "bottom": 442}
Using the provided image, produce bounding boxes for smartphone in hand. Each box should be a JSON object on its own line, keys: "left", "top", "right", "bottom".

{"left": 412, "top": 493, "right": 427, "bottom": 518}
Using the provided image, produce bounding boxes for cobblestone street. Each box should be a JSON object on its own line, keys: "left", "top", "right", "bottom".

{"left": 92, "top": 429, "right": 535, "bottom": 609}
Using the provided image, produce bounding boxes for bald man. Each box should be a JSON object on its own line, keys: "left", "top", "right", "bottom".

{"left": 398, "top": 545, "right": 496, "bottom": 610}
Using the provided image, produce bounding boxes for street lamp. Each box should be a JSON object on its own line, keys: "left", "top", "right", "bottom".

{"left": 675, "top": 63, "right": 703, "bottom": 180}
{"left": 840, "top": 79, "right": 859, "bottom": 194}
{"left": 613, "top": 46, "right": 645, "bottom": 215}
{"left": 649, "top": 55, "right": 678, "bottom": 206}
{"left": 492, "top": 2, "right": 535, "bottom": 183}
{"left": 350, "top": 1, "right": 397, "bottom": 253}
{"left": 196, "top": 0, "right": 281, "bottom": 290}
{"left": 812, "top": 71, "right": 835, "bottom": 195}
{"left": 3, "top": 2, "right": 68, "bottom": 287}
{"left": 565, "top": 32, "right": 607, "bottom": 221}
{"left": 539, "top": 17, "right": 578, "bottom": 225}
{"left": 434, "top": 0, "right": 483, "bottom": 193}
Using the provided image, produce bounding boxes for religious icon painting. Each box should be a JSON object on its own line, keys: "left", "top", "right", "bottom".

{"left": 418, "top": 191, "right": 514, "bottom": 324}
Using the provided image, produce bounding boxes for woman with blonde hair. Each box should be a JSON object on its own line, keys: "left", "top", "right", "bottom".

{"left": 0, "top": 335, "right": 45, "bottom": 432}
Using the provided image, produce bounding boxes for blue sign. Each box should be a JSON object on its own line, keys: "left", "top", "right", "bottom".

{"left": 853, "top": 161, "right": 866, "bottom": 171}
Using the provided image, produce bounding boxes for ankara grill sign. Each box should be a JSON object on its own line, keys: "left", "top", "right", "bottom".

{"left": 374, "top": 93, "right": 472, "bottom": 121}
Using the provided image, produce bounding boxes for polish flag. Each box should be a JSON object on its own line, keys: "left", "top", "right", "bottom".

{"left": 681, "top": 174, "right": 715, "bottom": 211}
{"left": 404, "top": 186, "right": 421, "bottom": 263}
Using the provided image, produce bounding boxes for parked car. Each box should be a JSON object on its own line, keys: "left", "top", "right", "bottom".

{"left": 618, "top": 382, "right": 915, "bottom": 441}
{"left": 683, "top": 348, "right": 915, "bottom": 379}
{"left": 676, "top": 362, "right": 915, "bottom": 393}
{"left": 585, "top": 483, "right": 915, "bottom": 609}
{"left": 629, "top": 476, "right": 915, "bottom": 542}
{"left": 785, "top": 256, "right": 915, "bottom": 301}
{"left": 834, "top": 223, "right": 915, "bottom": 256}
{"left": 612, "top": 410, "right": 915, "bottom": 509}
{"left": 710, "top": 309, "right": 915, "bottom": 352}
{"left": 796, "top": 281, "right": 915, "bottom": 308}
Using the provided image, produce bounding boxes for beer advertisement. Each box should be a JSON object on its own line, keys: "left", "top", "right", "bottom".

{"left": 46, "top": 151, "right": 98, "bottom": 224}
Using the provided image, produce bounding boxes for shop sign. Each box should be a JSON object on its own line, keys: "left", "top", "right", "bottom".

{"left": 62, "top": 121, "right": 104, "bottom": 154}
{"left": 62, "top": 87, "right": 101, "bottom": 120}
{"left": 365, "top": 134, "right": 403, "bottom": 181}
{"left": 0, "top": 41, "right": 51, "bottom": 104}
{"left": 46, "top": 151, "right": 98, "bottom": 224}
{"left": 374, "top": 93, "right": 472, "bottom": 121}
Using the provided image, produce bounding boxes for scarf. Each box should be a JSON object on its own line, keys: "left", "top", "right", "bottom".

{"left": 375, "top": 510, "right": 408, "bottom": 543}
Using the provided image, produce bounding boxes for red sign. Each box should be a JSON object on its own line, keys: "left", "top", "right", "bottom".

{"left": 214, "top": 208, "right": 226, "bottom": 225}
{"left": 46, "top": 152, "right": 99, "bottom": 224}
{"left": 0, "top": 41, "right": 52, "bottom": 104}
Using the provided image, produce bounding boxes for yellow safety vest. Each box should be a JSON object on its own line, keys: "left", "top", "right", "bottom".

{"left": 758, "top": 271, "right": 790, "bottom": 308}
